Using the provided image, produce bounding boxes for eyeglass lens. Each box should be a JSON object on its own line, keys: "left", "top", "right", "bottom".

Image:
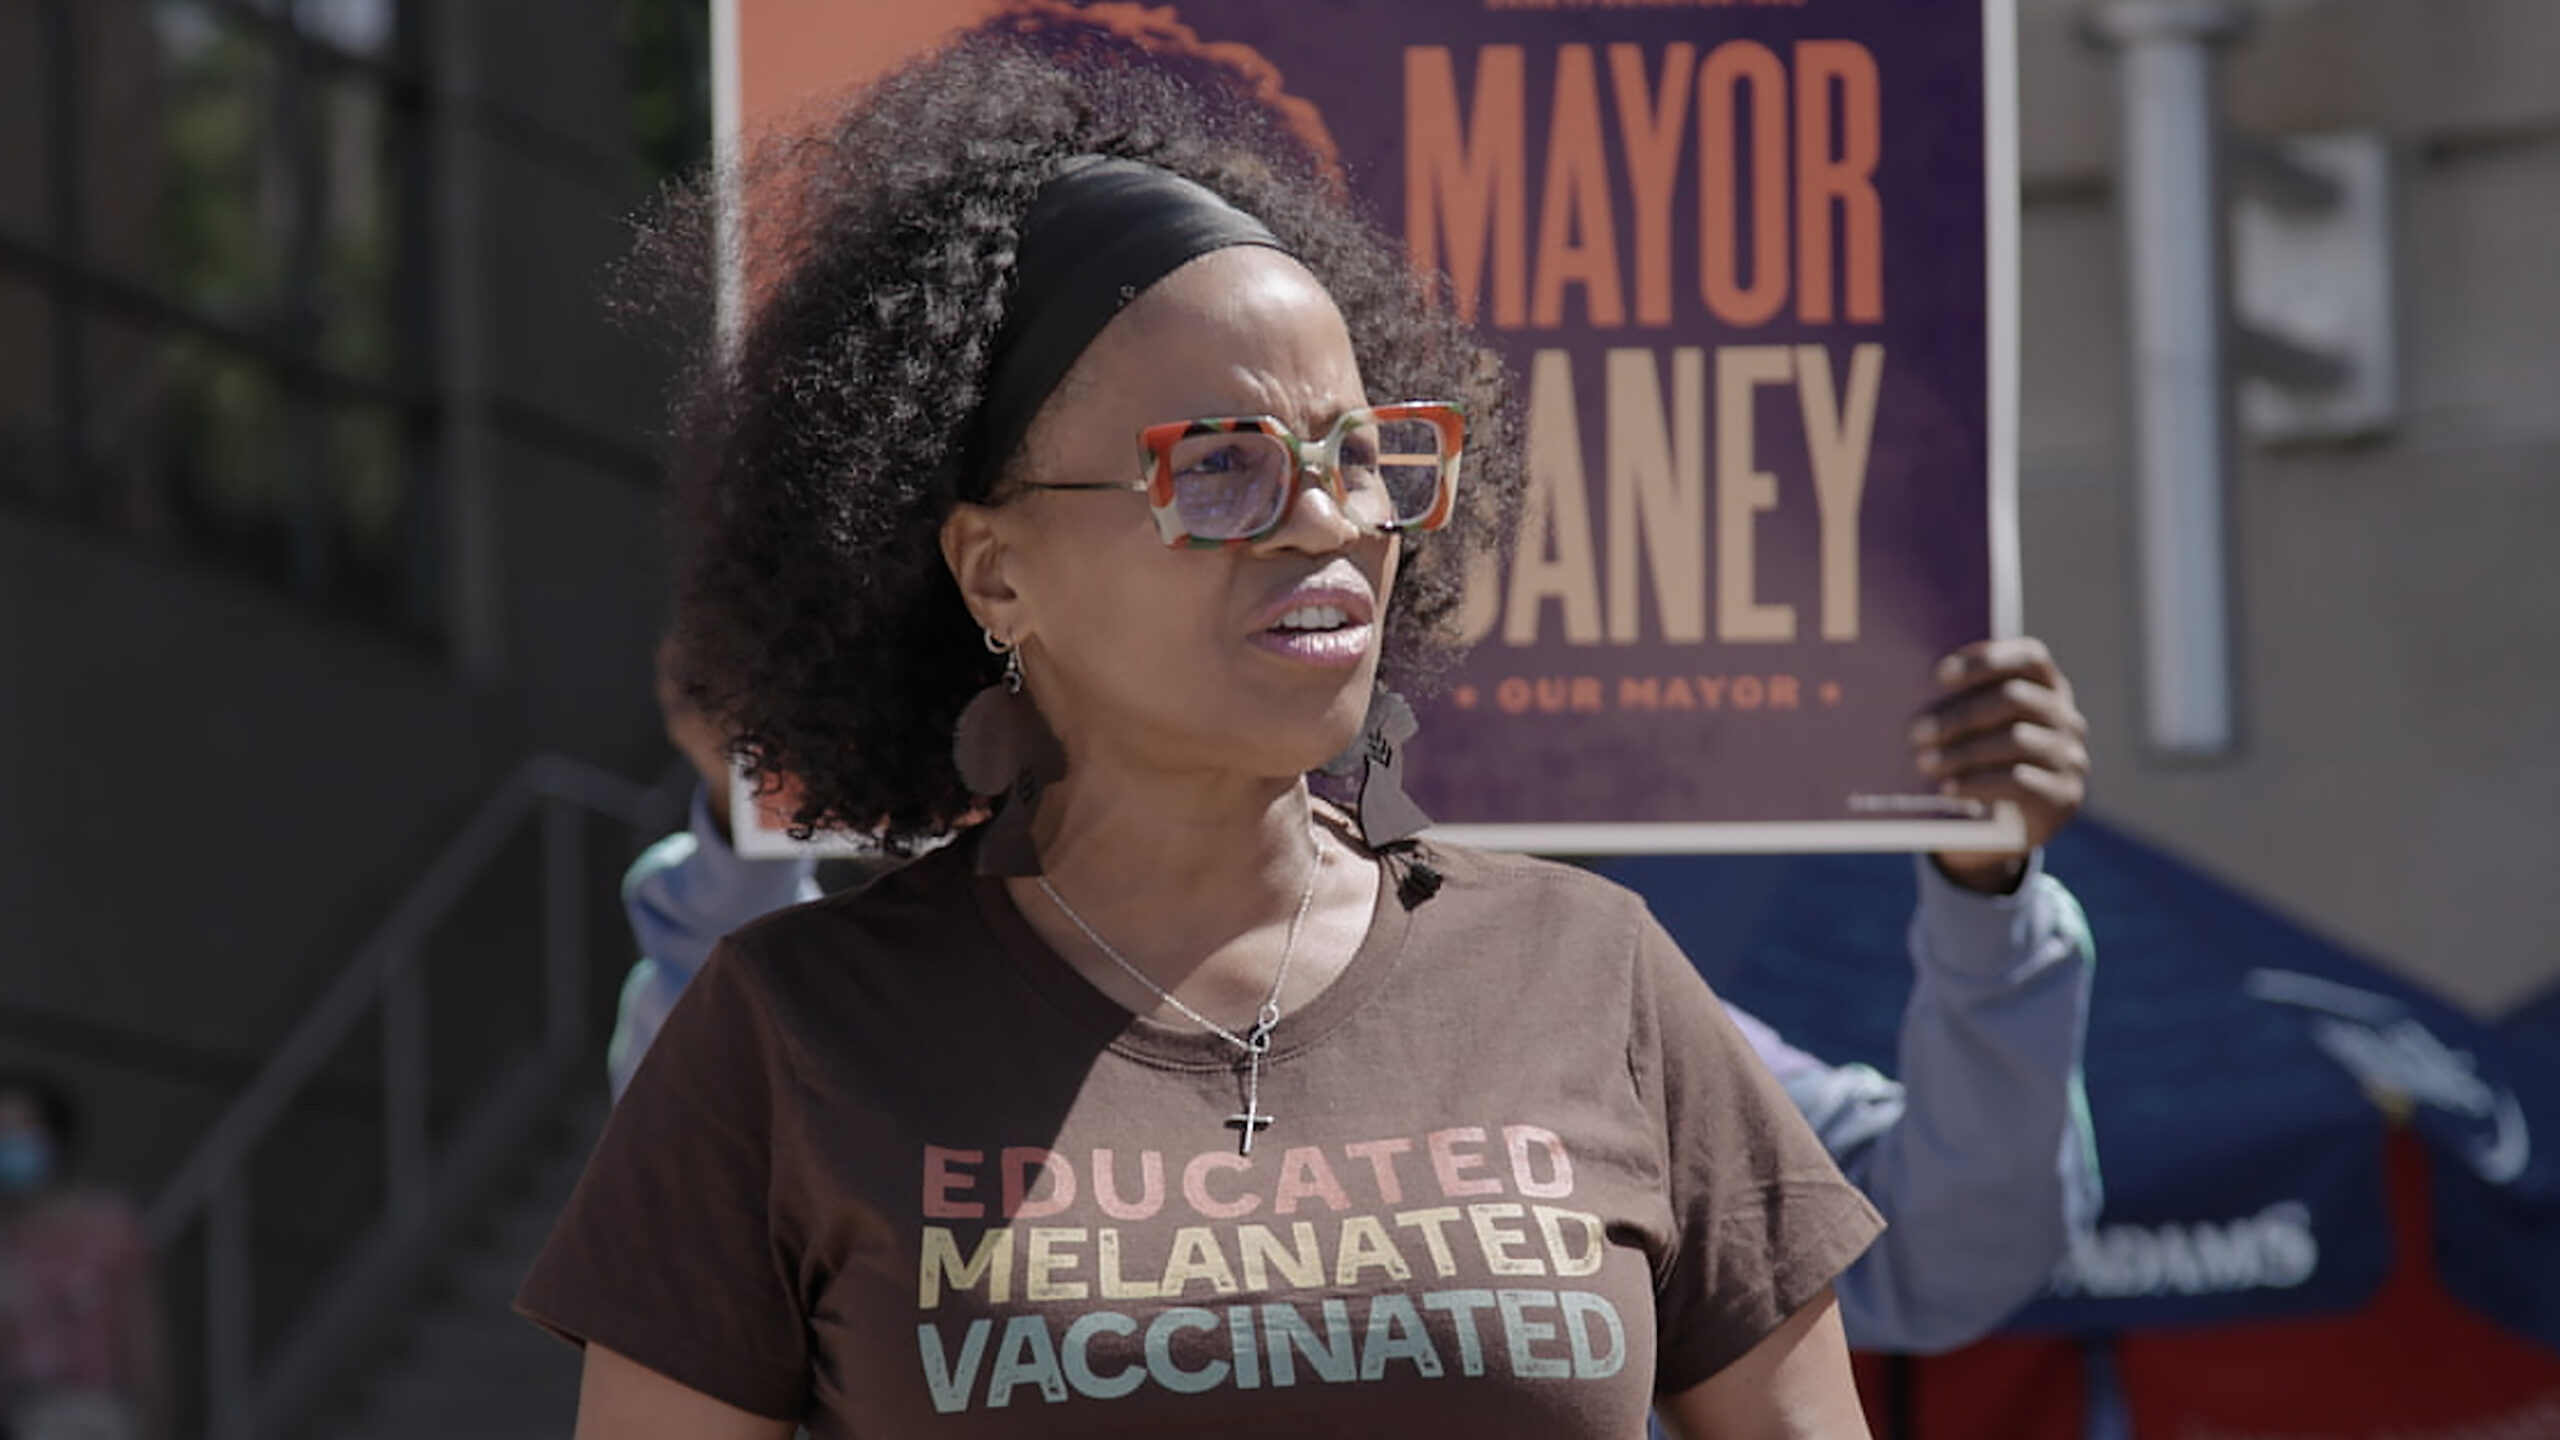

{"left": 1162, "top": 414, "right": 1448, "bottom": 541}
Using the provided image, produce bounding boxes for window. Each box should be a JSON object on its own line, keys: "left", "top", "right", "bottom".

{"left": 0, "top": 0, "right": 433, "bottom": 635}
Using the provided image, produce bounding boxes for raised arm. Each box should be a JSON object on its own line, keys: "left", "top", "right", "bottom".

{"left": 1750, "top": 859, "right": 2099, "bottom": 1352}
{"left": 1738, "top": 636, "right": 2101, "bottom": 1353}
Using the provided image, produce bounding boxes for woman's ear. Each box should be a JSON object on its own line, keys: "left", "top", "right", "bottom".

{"left": 940, "top": 503, "right": 1023, "bottom": 640}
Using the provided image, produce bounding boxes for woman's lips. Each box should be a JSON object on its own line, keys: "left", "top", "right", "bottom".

{"left": 1248, "top": 578, "right": 1375, "bottom": 633}
{"left": 1248, "top": 580, "right": 1376, "bottom": 667}
{"left": 1249, "top": 619, "right": 1374, "bottom": 666}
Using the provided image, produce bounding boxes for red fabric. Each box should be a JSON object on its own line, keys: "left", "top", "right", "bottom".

{"left": 1852, "top": 1336, "right": 2085, "bottom": 1440}
{"left": 2115, "top": 1128, "right": 2560, "bottom": 1440}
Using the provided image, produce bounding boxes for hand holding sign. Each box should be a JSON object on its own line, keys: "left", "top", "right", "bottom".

{"left": 1914, "top": 636, "right": 2091, "bottom": 892}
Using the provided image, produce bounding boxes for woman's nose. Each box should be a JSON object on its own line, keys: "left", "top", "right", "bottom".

{"left": 1255, "top": 469, "right": 1363, "bottom": 554}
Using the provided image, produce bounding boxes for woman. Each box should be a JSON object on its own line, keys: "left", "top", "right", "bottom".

{"left": 521, "top": 36, "right": 1880, "bottom": 1438}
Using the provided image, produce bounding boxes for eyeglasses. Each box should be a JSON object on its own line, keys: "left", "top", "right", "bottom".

{"left": 1023, "top": 401, "right": 1465, "bottom": 548}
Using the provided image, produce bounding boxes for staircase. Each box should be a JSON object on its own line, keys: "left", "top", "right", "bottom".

{"left": 324, "top": 1095, "right": 605, "bottom": 1440}
{"left": 144, "top": 754, "right": 684, "bottom": 1440}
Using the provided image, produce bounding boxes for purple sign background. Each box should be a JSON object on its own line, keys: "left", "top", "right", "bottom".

{"left": 730, "top": 0, "right": 2019, "bottom": 850}
{"left": 1174, "top": 0, "right": 2016, "bottom": 848}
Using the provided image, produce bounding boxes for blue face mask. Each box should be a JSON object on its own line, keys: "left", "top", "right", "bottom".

{"left": 0, "top": 1133, "right": 55, "bottom": 1195}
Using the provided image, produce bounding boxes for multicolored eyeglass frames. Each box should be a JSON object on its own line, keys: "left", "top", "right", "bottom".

{"left": 1025, "top": 401, "right": 1465, "bottom": 547}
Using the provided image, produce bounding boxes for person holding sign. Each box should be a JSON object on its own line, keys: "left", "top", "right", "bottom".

{"left": 523, "top": 35, "right": 1889, "bottom": 1439}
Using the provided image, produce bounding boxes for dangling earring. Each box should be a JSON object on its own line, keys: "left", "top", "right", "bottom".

{"left": 1320, "top": 688, "right": 1431, "bottom": 849}
{"left": 953, "top": 628, "right": 1065, "bottom": 876}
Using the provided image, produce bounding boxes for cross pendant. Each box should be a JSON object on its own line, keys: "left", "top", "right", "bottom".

{"left": 1225, "top": 1104, "right": 1274, "bottom": 1156}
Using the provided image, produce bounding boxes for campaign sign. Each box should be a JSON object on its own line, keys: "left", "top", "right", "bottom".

{"left": 717, "top": 0, "right": 2022, "bottom": 853}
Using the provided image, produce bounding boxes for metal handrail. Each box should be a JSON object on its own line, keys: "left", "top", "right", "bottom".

{"left": 145, "top": 752, "right": 684, "bottom": 1440}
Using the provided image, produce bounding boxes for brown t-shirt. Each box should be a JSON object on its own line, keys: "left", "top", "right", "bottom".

{"left": 518, "top": 836, "right": 1881, "bottom": 1436}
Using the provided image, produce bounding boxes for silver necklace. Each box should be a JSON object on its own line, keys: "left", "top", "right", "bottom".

{"left": 1037, "top": 832, "right": 1324, "bottom": 1156}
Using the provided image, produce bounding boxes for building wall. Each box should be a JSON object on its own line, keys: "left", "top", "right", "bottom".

{"left": 2012, "top": 0, "right": 2560, "bottom": 1013}
{"left": 0, "top": 0, "right": 677, "bottom": 1199}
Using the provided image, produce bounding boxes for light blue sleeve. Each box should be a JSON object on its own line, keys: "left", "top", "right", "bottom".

{"left": 607, "top": 786, "right": 823, "bottom": 1098}
{"left": 1749, "top": 852, "right": 2100, "bottom": 1354}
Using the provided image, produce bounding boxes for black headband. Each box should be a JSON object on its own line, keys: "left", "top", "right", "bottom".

{"left": 971, "top": 156, "right": 1290, "bottom": 493}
